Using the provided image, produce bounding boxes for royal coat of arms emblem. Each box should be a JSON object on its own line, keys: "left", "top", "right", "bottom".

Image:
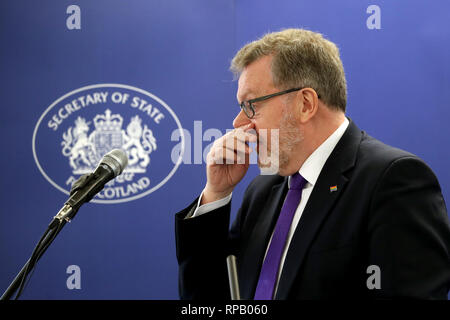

{"left": 61, "top": 109, "right": 157, "bottom": 175}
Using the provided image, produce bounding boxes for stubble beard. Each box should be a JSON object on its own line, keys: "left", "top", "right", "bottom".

{"left": 257, "top": 110, "right": 303, "bottom": 175}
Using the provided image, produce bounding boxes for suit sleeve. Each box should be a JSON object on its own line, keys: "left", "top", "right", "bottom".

{"left": 175, "top": 197, "right": 232, "bottom": 300}
{"left": 367, "top": 156, "right": 450, "bottom": 299}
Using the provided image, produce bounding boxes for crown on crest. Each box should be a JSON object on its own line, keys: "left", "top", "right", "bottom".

{"left": 74, "top": 116, "right": 89, "bottom": 128}
{"left": 130, "top": 115, "right": 142, "bottom": 124}
{"left": 93, "top": 109, "right": 123, "bottom": 132}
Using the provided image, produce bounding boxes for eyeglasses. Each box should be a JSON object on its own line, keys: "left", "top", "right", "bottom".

{"left": 239, "top": 87, "right": 303, "bottom": 119}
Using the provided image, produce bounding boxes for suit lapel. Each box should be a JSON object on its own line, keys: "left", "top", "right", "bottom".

{"left": 274, "top": 120, "right": 362, "bottom": 299}
{"left": 240, "top": 178, "right": 288, "bottom": 300}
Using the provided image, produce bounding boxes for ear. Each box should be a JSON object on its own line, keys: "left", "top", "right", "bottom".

{"left": 296, "top": 88, "right": 319, "bottom": 123}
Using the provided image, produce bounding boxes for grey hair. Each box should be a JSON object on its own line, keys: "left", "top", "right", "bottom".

{"left": 230, "top": 28, "right": 347, "bottom": 112}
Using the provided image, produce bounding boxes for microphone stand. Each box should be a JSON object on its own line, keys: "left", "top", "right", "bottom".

{"left": 1, "top": 150, "right": 128, "bottom": 300}
{"left": 1, "top": 208, "right": 75, "bottom": 300}
{"left": 2, "top": 174, "right": 96, "bottom": 300}
{"left": 226, "top": 255, "right": 241, "bottom": 300}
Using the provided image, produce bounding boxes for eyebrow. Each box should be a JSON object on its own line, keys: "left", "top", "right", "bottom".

{"left": 237, "top": 90, "right": 258, "bottom": 104}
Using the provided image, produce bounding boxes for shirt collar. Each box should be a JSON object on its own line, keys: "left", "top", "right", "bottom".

{"left": 289, "top": 118, "right": 349, "bottom": 188}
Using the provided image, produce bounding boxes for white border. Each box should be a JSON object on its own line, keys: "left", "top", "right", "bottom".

{"left": 32, "top": 83, "right": 185, "bottom": 204}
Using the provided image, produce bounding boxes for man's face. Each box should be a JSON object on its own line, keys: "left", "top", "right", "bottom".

{"left": 234, "top": 55, "right": 303, "bottom": 175}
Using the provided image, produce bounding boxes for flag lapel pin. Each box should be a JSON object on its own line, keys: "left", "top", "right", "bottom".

{"left": 329, "top": 185, "right": 338, "bottom": 193}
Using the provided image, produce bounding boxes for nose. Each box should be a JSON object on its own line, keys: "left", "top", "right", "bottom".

{"left": 233, "top": 109, "right": 251, "bottom": 128}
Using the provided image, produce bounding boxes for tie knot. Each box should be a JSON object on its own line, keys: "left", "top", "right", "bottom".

{"left": 289, "top": 173, "right": 306, "bottom": 190}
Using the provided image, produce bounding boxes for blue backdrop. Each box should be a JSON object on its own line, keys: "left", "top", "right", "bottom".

{"left": 0, "top": 0, "right": 449, "bottom": 299}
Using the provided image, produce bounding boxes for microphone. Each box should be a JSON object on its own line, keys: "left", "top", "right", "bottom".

{"left": 53, "top": 149, "right": 128, "bottom": 224}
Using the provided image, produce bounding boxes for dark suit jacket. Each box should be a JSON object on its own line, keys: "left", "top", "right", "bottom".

{"left": 175, "top": 120, "right": 450, "bottom": 299}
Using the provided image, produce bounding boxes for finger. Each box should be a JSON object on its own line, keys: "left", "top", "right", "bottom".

{"left": 221, "top": 132, "right": 257, "bottom": 152}
{"left": 206, "top": 148, "right": 216, "bottom": 165}
{"left": 222, "top": 136, "right": 252, "bottom": 154}
{"left": 222, "top": 126, "right": 257, "bottom": 143}
{"left": 212, "top": 147, "right": 239, "bottom": 165}
{"left": 211, "top": 143, "right": 251, "bottom": 165}
{"left": 232, "top": 128, "right": 258, "bottom": 143}
{"left": 236, "top": 122, "right": 255, "bottom": 132}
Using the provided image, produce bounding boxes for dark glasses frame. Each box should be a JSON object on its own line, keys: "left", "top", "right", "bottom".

{"left": 239, "top": 87, "right": 304, "bottom": 118}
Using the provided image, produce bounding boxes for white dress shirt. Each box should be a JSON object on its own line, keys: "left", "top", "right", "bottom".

{"left": 191, "top": 118, "right": 349, "bottom": 295}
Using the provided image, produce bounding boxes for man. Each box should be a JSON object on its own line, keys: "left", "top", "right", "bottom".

{"left": 175, "top": 29, "right": 450, "bottom": 299}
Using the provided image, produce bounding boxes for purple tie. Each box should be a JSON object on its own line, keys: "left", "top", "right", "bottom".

{"left": 254, "top": 172, "right": 307, "bottom": 300}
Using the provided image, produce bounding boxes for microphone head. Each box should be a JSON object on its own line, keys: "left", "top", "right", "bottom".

{"left": 101, "top": 149, "right": 128, "bottom": 177}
